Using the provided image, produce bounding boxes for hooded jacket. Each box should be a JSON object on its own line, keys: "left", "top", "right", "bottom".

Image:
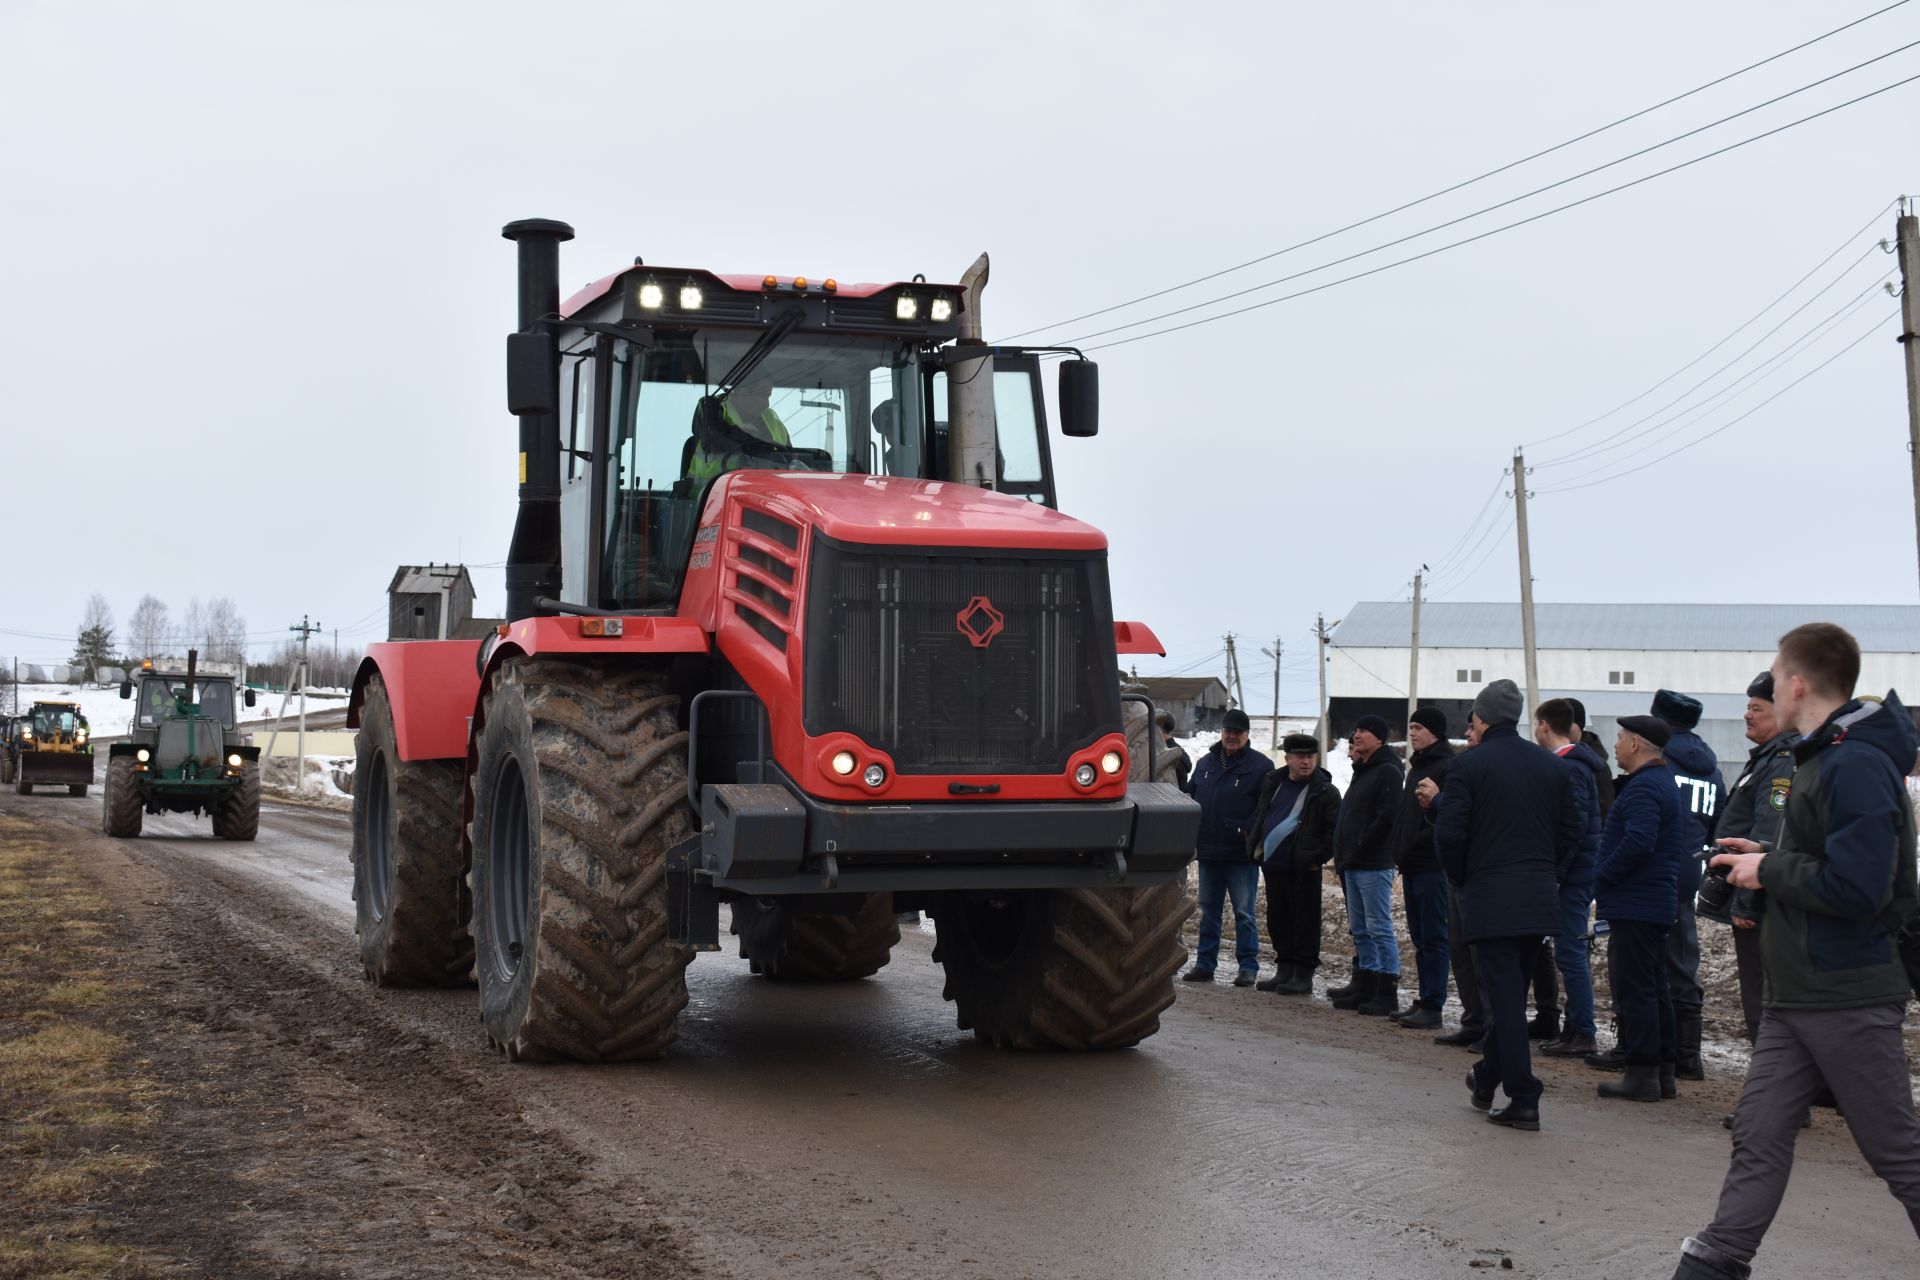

{"left": 1663, "top": 729, "right": 1727, "bottom": 901}
{"left": 1557, "top": 740, "right": 1607, "bottom": 888}
{"left": 1246, "top": 765, "right": 1342, "bottom": 872}
{"left": 1390, "top": 740, "right": 1454, "bottom": 875}
{"left": 1186, "top": 741, "right": 1275, "bottom": 861}
{"left": 1574, "top": 734, "right": 1615, "bottom": 820}
{"left": 1331, "top": 746, "right": 1405, "bottom": 872}
{"left": 1434, "top": 724, "right": 1584, "bottom": 941}
{"left": 1594, "top": 761, "right": 1690, "bottom": 925}
{"left": 1759, "top": 693, "right": 1919, "bottom": 1011}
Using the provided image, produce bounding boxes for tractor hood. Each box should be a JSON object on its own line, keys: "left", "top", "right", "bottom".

{"left": 717, "top": 472, "right": 1107, "bottom": 553}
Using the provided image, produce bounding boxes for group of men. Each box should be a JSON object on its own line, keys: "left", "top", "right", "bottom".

{"left": 1177, "top": 622, "right": 1920, "bottom": 1278}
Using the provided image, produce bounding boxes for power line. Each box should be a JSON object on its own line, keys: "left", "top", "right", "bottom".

{"left": 995, "top": 1, "right": 1915, "bottom": 343}
{"left": 1538, "top": 306, "right": 1897, "bottom": 494}
{"left": 1328, "top": 643, "right": 1407, "bottom": 698}
{"left": 1073, "top": 72, "right": 1920, "bottom": 354}
{"left": 1523, "top": 198, "right": 1901, "bottom": 449}
{"left": 1430, "top": 506, "right": 1517, "bottom": 597}
{"left": 1426, "top": 474, "right": 1510, "bottom": 579}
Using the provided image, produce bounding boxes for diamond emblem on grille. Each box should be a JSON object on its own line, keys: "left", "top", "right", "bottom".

{"left": 954, "top": 595, "right": 1006, "bottom": 649}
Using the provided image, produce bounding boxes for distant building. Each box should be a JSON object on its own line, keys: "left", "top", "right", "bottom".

{"left": 1326, "top": 602, "right": 1920, "bottom": 776}
{"left": 387, "top": 564, "right": 501, "bottom": 641}
{"left": 1128, "top": 676, "right": 1233, "bottom": 735}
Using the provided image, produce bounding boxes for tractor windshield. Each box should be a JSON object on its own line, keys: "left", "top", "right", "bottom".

{"left": 600, "top": 331, "right": 925, "bottom": 609}
{"left": 33, "top": 707, "right": 77, "bottom": 735}
{"left": 138, "top": 679, "right": 237, "bottom": 728}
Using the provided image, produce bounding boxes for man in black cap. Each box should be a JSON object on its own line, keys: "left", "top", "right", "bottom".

{"left": 1591, "top": 715, "right": 1690, "bottom": 1103}
{"left": 1327, "top": 713, "right": 1405, "bottom": 1014}
{"left": 1650, "top": 688, "right": 1727, "bottom": 1082}
{"left": 1435, "top": 679, "right": 1584, "bottom": 1131}
{"left": 1183, "top": 707, "right": 1273, "bottom": 986}
{"left": 1248, "top": 733, "right": 1342, "bottom": 994}
{"left": 1388, "top": 706, "right": 1454, "bottom": 1028}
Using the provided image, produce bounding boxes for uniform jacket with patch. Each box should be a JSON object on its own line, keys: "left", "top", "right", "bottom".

{"left": 1713, "top": 731, "right": 1800, "bottom": 925}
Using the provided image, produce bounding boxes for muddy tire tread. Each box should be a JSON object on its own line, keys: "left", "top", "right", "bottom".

{"left": 103, "top": 757, "right": 143, "bottom": 837}
{"left": 212, "top": 763, "right": 261, "bottom": 841}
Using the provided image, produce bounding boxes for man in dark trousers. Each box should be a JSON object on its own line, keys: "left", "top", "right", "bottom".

{"left": 1182, "top": 708, "right": 1274, "bottom": 986}
{"left": 1326, "top": 714, "right": 1405, "bottom": 1015}
{"left": 1423, "top": 714, "right": 1489, "bottom": 1048}
{"left": 1435, "top": 679, "right": 1583, "bottom": 1132}
{"left": 1248, "top": 734, "right": 1341, "bottom": 995}
{"left": 1672, "top": 624, "right": 1919, "bottom": 1280}
{"left": 1533, "top": 698, "right": 1605, "bottom": 1058}
{"left": 1591, "top": 715, "right": 1690, "bottom": 1103}
{"left": 1388, "top": 706, "right": 1454, "bottom": 1029}
{"left": 1651, "top": 688, "right": 1727, "bottom": 1081}
{"left": 1531, "top": 699, "right": 1617, "bottom": 1047}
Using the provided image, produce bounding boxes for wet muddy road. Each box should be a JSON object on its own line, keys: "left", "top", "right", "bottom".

{"left": 7, "top": 785, "right": 1916, "bottom": 1279}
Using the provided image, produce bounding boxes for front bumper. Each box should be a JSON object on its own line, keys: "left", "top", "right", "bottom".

{"left": 693, "top": 776, "right": 1198, "bottom": 895}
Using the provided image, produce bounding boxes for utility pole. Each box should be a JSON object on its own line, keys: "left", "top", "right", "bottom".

{"left": 1894, "top": 199, "right": 1920, "bottom": 596}
{"left": 1260, "top": 637, "right": 1283, "bottom": 751}
{"left": 1312, "top": 614, "right": 1338, "bottom": 755}
{"left": 1512, "top": 452, "right": 1540, "bottom": 719}
{"left": 1222, "top": 632, "right": 1246, "bottom": 712}
{"left": 290, "top": 615, "right": 320, "bottom": 792}
{"left": 1406, "top": 567, "right": 1425, "bottom": 738}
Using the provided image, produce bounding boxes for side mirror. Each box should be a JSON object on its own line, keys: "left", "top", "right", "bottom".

{"left": 119, "top": 680, "right": 133, "bottom": 700}
{"left": 244, "top": 688, "right": 257, "bottom": 708}
{"left": 1059, "top": 359, "right": 1099, "bottom": 437}
{"left": 506, "top": 331, "right": 556, "bottom": 415}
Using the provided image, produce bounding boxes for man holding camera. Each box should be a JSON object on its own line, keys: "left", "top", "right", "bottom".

{"left": 1672, "top": 624, "right": 1920, "bottom": 1280}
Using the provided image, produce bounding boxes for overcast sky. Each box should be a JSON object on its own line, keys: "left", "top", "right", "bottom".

{"left": 3, "top": 1, "right": 1915, "bottom": 707}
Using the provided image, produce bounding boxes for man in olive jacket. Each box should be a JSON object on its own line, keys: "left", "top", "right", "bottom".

{"left": 1435, "top": 679, "right": 1584, "bottom": 1132}
{"left": 1674, "top": 624, "right": 1920, "bottom": 1280}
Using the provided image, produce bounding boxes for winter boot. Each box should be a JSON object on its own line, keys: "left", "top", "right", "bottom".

{"left": 1396, "top": 1002, "right": 1442, "bottom": 1030}
{"left": 1597, "top": 1064, "right": 1663, "bottom": 1102}
{"left": 1660, "top": 1062, "right": 1678, "bottom": 1099}
{"left": 1675, "top": 1008, "right": 1705, "bottom": 1081}
{"left": 1256, "top": 964, "right": 1295, "bottom": 993}
{"left": 1325, "top": 967, "right": 1366, "bottom": 1003}
{"left": 1584, "top": 1045, "right": 1630, "bottom": 1072}
{"left": 1330, "top": 970, "right": 1375, "bottom": 1011}
{"left": 1671, "top": 1236, "right": 1751, "bottom": 1280}
{"left": 1527, "top": 1008, "right": 1561, "bottom": 1041}
{"left": 1276, "top": 966, "right": 1315, "bottom": 995}
{"left": 1357, "top": 972, "right": 1401, "bottom": 1016}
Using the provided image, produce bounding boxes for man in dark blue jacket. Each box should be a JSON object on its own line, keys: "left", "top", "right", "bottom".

{"left": 1533, "top": 698, "right": 1604, "bottom": 1058}
{"left": 1591, "top": 715, "right": 1691, "bottom": 1103}
{"left": 1673, "top": 624, "right": 1919, "bottom": 1280}
{"left": 1435, "top": 679, "right": 1584, "bottom": 1132}
{"left": 1651, "top": 689, "right": 1727, "bottom": 1082}
{"left": 1182, "top": 708, "right": 1274, "bottom": 986}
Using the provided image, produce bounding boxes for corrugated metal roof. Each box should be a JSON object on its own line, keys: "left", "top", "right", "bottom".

{"left": 388, "top": 564, "right": 471, "bottom": 596}
{"left": 1132, "top": 676, "right": 1231, "bottom": 701}
{"left": 1331, "top": 602, "right": 1920, "bottom": 653}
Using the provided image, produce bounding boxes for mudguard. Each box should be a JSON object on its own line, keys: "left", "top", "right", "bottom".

{"left": 1114, "top": 621, "right": 1166, "bottom": 656}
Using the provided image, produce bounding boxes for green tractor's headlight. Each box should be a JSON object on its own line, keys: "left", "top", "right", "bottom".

{"left": 227, "top": 754, "right": 243, "bottom": 768}
{"left": 136, "top": 748, "right": 150, "bottom": 763}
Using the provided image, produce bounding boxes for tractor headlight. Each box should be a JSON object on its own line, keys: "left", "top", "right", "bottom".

{"left": 135, "top": 748, "right": 150, "bottom": 763}
{"left": 831, "top": 751, "right": 857, "bottom": 776}
{"left": 227, "top": 754, "right": 243, "bottom": 768}
{"left": 678, "top": 284, "right": 703, "bottom": 310}
{"left": 638, "top": 280, "right": 665, "bottom": 309}
{"left": 1074, "top": 763, "right": 1098, "bottom": 788}
{"left": 1101, "top": 750, "right": 1123, "bottom": 775}
{"left": 862, "top": 763, "right": 886, "bottom": 788}
{"left": 930, "top": 296, "right": 954, "bottom": 323}
{"left": 895, "top": 294, "right": 919, "bottom": 322}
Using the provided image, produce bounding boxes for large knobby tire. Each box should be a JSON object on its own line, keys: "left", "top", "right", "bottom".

{"left": 103, "top": 758, "right": 143, "bottom": 838}
{"left": 468, "top": 657, "right": 694, "bottom": 1062}
{"left": 732, "top": 892, "right": 901, "bottom": 981}
{"left": 0, "top": 752, "right": 12, "bottom": 785}
{"left": 351, "top": 675, "right": 470, "bottom": 986}
{"left": 15, "top": 773, "right": 33, "bottom": 795}
{"left": 211, "top": 763, "right": 260, "bottom": 841}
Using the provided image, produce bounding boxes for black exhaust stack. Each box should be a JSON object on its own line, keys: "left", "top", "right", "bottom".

{"left": 501, "top": 217, "right": 575, "bottom": 622}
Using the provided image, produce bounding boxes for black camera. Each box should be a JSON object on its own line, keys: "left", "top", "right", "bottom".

{"left": 1695, "top": 844, "right": 1738, "bottom": 921}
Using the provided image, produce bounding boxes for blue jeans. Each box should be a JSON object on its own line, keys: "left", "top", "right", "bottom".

{"left": 1556, "top": 879, "right": 1597, "bottom": 1037}
{"left": 1402, "top": 869, "right": 1449, "bottom": 1006}
{"left": 1343, "top": 868, "right": 1399, "bottom": 976}
{"left": 1195, "top": 860, "right": 1260, "bottom": 974}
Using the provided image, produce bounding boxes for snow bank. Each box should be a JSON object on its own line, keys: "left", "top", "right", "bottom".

{"left": 7, "top": 681, "right": 349, "bottom": 738}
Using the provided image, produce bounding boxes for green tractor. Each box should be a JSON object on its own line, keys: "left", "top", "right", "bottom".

{"left": 104, "top": 651, "right": 262, "bottom": 839}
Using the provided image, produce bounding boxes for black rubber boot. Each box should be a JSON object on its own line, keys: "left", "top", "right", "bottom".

{"left": 1396, "top": 1002, "right": 1442, "bottom": 1030}
{"left": 1357, "top": 972, "right": 1400, "bottom": 1016}
{"left": 1325, "top": 967, "right": 1366, "bottom": 1003}
{"left": 1660, "top": 1062, "right": 1678, "bottom": 1099}
{"left": 1276, "top": 966, "right": 1314, "bottom": 995}
{"left": 1675, "top": 1008, "right": 1705, "bottom": 1081}
{"left": 1330, "top": 970, "right": 1375, "bottom": 1011}
{"left": 1256, "top": 963, "right": 1295, "bottom": 993}
{"left": 1527, "top": 1008, "right": 1561, "bottom": 1041}
{"left": 1584, "top": 1045, "right": 1630, "bottom": 1072}
{"left": 1671, "top": 1236, "right": 1751, "bottom": 1279}
{"left": 1598, "top": 1063, "right": 1663, "bottom": 1102}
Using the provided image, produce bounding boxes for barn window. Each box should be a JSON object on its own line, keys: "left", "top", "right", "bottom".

{"left": 1609, "top": 670, "right": 1636, "bottom": 686}
{"left": 1456, "top": 668, "right": 1481, "bottom": 683}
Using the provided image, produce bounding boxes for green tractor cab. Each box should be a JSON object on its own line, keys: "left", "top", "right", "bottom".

{"left": 104, "top": 650, "right": 261, "bottom": 839}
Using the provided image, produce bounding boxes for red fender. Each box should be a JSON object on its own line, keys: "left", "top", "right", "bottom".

{"left": 1114, "top": 621, "right": 1166, "bottom": 656}
{"left": 349, "top": 641, "right": 485, "bottom": 762}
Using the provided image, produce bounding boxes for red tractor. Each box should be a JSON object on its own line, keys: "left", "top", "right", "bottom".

{"left": 348, "top": 219, "right": 1198, "bottom": 1061}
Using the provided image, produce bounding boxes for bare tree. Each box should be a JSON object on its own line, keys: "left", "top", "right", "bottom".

{"left": 205, "top": 597, "right": 246, "bottom": 665}
{"left": 178, "top": 597, "right": 206, "bottom": 656}
{"left": 128, "top": 594, "right": 170, "bottom": 661}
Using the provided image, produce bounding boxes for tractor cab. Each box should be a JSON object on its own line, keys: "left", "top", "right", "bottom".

{"left": 28, "top": 702, "right": 87, "bottom": 750}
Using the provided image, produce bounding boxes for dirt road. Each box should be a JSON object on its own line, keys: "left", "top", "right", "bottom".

{"left": 5, "top": 783, "right": 1916, "bottom": 1279}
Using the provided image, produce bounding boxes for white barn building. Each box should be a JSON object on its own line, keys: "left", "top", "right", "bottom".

{"left": 1325, "top": 602, "right": 1920, "bottom": 776}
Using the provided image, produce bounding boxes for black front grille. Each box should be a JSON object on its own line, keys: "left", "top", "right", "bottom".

{"left": 803, "top": 536, "right": 1120, "bottom": 775}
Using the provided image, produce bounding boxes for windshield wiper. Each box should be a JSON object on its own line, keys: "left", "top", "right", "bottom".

{"left": 711, "top": 306, "right": 805, "bottom": 401}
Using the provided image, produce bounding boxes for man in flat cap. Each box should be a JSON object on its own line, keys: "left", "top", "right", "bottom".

{"left": 1590, "top": 715, "right": 1690, "bottom": 1102}
{"left": 1183, "top": 707, "right": 1273, "bottom": 986}
{"left": 1248, "top": 733, "right": 1342, "bottom": 994}
{"left": 1435, "top": 679, "right": 1584, "bottom": 1131}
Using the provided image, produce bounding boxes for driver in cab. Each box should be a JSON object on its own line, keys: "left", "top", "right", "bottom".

{"left": 686, "top": 376, "right": 792, "bottom": 486}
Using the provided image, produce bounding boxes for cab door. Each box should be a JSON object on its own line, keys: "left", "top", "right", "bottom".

{"left": 924, "top": 352, "right": 1058, "bottom": 508}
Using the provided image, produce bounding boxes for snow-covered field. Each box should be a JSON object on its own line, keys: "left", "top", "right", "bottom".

{"left": 7, "top": 681, "right": 349, "bottom": 739}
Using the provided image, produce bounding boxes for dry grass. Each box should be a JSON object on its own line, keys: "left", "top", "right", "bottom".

{"left": 0, "top": 815, "right": 167, "bottom": 1278}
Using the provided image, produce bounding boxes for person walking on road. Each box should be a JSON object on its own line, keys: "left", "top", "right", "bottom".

{"left": 1183, "top": 708, "right": 1274, "bottom": 987}
{"left": 1533, "top": 698, "right": 1604, "bottom": 1059}
{"left": 1326, "top": 714, "right": 1405, "bottom": 1015}
{"left": 1388, "top": 707, "right": 1454, "bottom": 1029}
{"left": 1671, "top": 623, "right": 1920, "bottom": 1280}
{"left": 1590, "top": 716, "right": 1690, "bottom": 1104}
{"left": 1248, "top": 734, "right": 1341, "bottom": 995}
{"left": 1435, "top": 680, "right": 1583, "bottom": 1132}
